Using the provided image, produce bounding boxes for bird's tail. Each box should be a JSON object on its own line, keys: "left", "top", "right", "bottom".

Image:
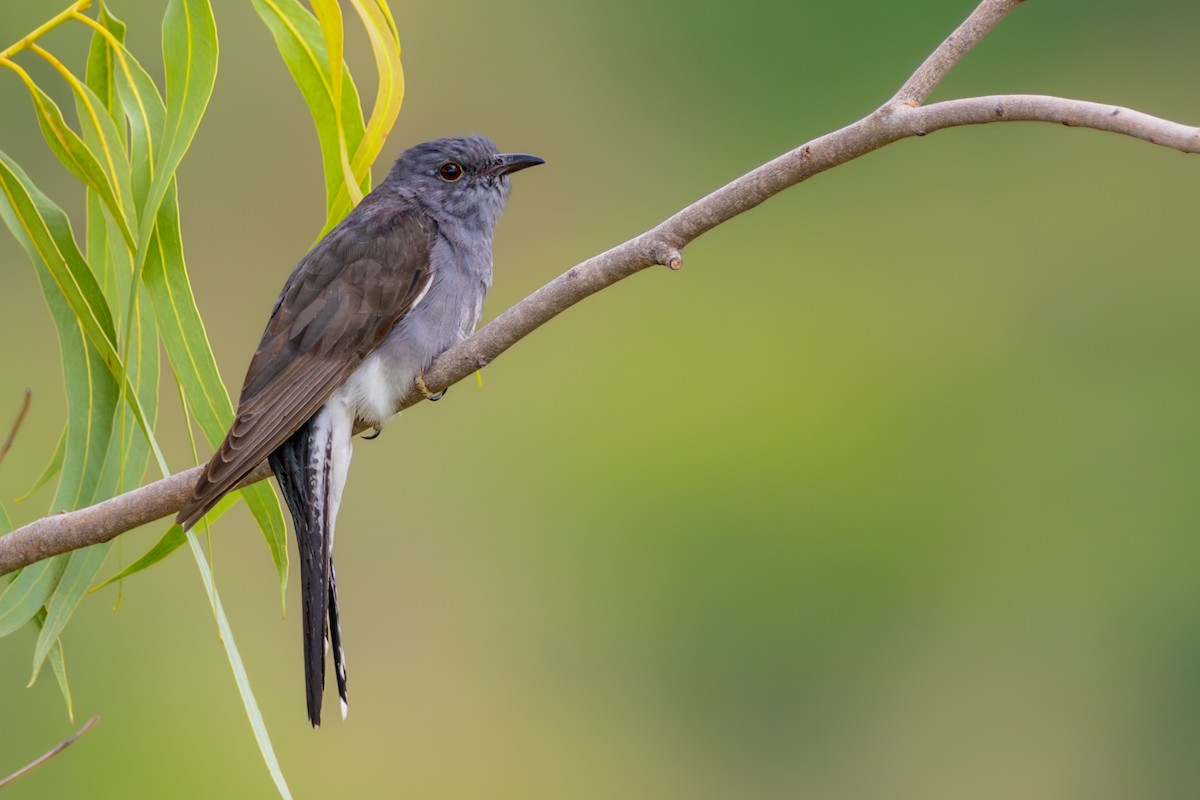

{"left": 268, "top": 405, "right": 353, "bottom": 727}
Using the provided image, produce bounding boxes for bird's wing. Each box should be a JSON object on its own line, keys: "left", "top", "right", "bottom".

{"left": 177, "top": 208, "right": 436, "bottom": 529}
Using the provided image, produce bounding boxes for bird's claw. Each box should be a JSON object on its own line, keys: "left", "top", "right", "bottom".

{"left": 362, "top": 424, "right": 383, "bottom": 440}
{"left": 416, "top": 372, "right": 446, "bottom": 401}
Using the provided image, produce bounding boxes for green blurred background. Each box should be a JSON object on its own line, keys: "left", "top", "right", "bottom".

{"left": 2, "top": 0, "right": 1200, "bottom": 797}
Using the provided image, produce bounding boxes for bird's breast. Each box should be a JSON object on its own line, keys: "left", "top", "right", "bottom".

{"left": 336, "top": 242, "right": 491, "bottom": 425}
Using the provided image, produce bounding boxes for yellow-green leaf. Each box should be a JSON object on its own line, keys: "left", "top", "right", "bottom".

{"left": 251, "top": 0, "right": 369, "bottom": 231}
{"left": 335, "top": 0, "right": 404, "bottom": 224}
{"left": 6, "top": 63, "right": 135, "bottom": 251}
{"left": 0, "top": 149, "right": 165, "bottom": 478}
{"left": 120, "top": 0, "right": 219, "bottom": 345}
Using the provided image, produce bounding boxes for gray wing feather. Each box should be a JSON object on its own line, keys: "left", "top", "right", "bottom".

{"left": 178, "top": 205, "right": 435, "bottom": 529}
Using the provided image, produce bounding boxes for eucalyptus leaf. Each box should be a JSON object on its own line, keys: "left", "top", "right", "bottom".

{"left": 100, "top": 15, "right": 288, "bottom": 580}
{"left": 15, "top": 428, "right": 64, "bottom": 503}
{"left": 30, "top": 607, "right": 74, "bottom": 722}
{"left": 10, "top": 69, "right": 135, "bottom": 249}
{"left": 0, "top": 150, "right": 163, "bottom": 476}
{"left": 31, "top": 543, "right": 111, "bottom": 685}
{"left": 0, "top": 557, "right": 66, "bottom": 638}
{"left": 251, "top": 0, "right": 369, "bottom": 231}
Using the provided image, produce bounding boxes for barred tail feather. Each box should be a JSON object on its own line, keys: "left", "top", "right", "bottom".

{"left": 268, "top": 403, "right": 353, "bottom": 727}
{"left": 329, "top": 562, "right": 349, "bottom": 719}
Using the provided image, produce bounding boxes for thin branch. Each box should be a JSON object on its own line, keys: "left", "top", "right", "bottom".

{"left": 0, "top": 715, "right": 99, "bottom": 789}
{"left": 2, "top": 1, "right": 1199, "bottom": 578}
{"left": 892, "top": 0, "right": 1023, "bottom": 107}
{"left": 0, "top": 387, "right": 31, "bottom": 468}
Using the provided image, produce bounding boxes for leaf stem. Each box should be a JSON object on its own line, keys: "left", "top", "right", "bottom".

{"left": 0, "top": 1, "right": 95, "bottom": 61}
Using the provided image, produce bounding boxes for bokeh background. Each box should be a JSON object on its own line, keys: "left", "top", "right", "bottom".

{"left": 2, "top": 0, "right": 1200, "bottom": 797}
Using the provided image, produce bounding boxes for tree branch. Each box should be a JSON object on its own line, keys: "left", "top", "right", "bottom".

{"left": 0, "top": 715, "right": 99, "bottom": 789}
{"left": 2, "top": 0, "right": 1197, "bottom": 577}
{"left": 892, "top": 0, "right": 1024, "bottom": 107}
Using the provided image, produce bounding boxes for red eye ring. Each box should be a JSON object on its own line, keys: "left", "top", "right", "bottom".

{"left": 438, "top": 162, "right": 464, "bottom": 182}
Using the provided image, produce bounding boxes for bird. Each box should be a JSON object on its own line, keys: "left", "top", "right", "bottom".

{"left": 176, "top": 135, "right": 544, "bottom": 726}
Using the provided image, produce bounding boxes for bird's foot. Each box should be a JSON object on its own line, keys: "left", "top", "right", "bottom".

{"left": 362, "top": 424, "right": 383, "bottom": 440}
{"left": 416, "top": 372, "right": 446, "bottom": 401}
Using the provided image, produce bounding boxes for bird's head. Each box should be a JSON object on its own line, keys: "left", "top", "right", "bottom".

{"left": 384, "top": 135, "right": 543, "bottom": 230}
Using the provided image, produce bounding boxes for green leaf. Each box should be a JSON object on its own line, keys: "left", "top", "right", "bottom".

{"left": 0, "top": 150, "right": 164, "bottom": 478}
{"left": 101, "top": 12, "right": 287, "bottom": 586}
{"left": 6, "top": 64, "right": 136, "bottom": 251}
{"left": 186, "top": 532, "right": 292, "bottom": 799}
{"left": 85, "top": 3, "right": 128, "bottom": 143}
{"left": 46, "top": 633, "right": 73, "bottom": 721}
{"left": 0, "top": 151, "right": 117, "bottom": 358}
{"left": 251, "top": 0, "right": 369, "bottom": 231}
{"left": 94, "top": 478, "right": 248, "bottom": 589}
{"left": 31, "top": 543, "right": 111, "bottom": 685}
{"left": 94, "top": 525, "right": 185, "bottom": 591}
{"left": 0, "top": 557, "right": 66, "bottom": 638}
{"left": 0, "top": 153, "right": 131, "bottom": 686}
{"left": 15, "top": 428, "right": 64, "bottom": 502}
{"left": 79, "top": 12, "right": 159, "bottom": 503}
{"left": 120, "top": 0, "right": 220, "bottom": 351}
{"left": 31, "top": 607, "right": 74, "bottom": 722}
{"left": 0, "top": 159, "right": 121, "bottom": 517}
{"left": 103, "top": 18, "right": 165, "bottom": 214}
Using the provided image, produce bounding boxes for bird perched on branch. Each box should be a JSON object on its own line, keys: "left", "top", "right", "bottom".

{"left": 176, "top": 135, "right": 543, "bottom": 726}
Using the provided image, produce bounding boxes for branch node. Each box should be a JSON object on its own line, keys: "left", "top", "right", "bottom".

{"left": 654, "top": 245, "right": 684, "bottom": 271}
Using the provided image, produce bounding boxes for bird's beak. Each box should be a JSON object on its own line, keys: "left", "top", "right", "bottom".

{"left": 487, "top": 152, "right": 545, "bottom": 177}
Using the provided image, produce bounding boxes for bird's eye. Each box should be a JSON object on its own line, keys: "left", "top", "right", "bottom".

{"left": 438, "top": 162, "right": 464, "bottom": 182}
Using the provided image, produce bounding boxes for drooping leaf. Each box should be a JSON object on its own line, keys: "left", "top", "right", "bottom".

{"left": 0, "top": 150, "right": 164, "bottom": 476}
{"left": 120, "top": 0, "right": 220, "bottom": 345}
{"left": 0, "top": 163, "right": 122, "bottom": 683}
{"left": 85, "top": 2, "right": 128, "bottom": 146}
{"left": 250, "top": 0, "right": 369, "bottom": 231}
{"left": 28, "top": 607, "right": 74, "bottom": 721}
{"left": 31, "top": 542, "right": 111, "bottom": 685}
{"left": 15, "top": 427, "right": 65, "bottom": 503}
{"left": 185, "top": 532, "right": 292, "bottom": 799}
{"left": 94, "top": 525, "right": 185, "bottom": 591}
{"left": 100, "top": 15, "right": 287, "bottom": 584}
{"left": 75, "top": 13, "right": 159, "bottom": 504}
{"left": 0, "top": 558, "right": 67, "bottom": 638}
{"left": 46, "top": 633, "right": 73, "bottom": 721}
{"left": 309, "top": 0, "right": 361, "bottom": 205}
{"left": 337, "top": 0, "right": 404, "bottom": 222}
{"left": 5, "top": 63, "right": 135, "bottom": 250}
{"left": 93, "top": 475, "right": 248, "bottom": 588}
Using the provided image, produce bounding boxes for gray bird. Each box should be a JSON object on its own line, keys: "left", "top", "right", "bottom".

{"left": 176, "top": 135, "right": 543, "bottom": 726}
